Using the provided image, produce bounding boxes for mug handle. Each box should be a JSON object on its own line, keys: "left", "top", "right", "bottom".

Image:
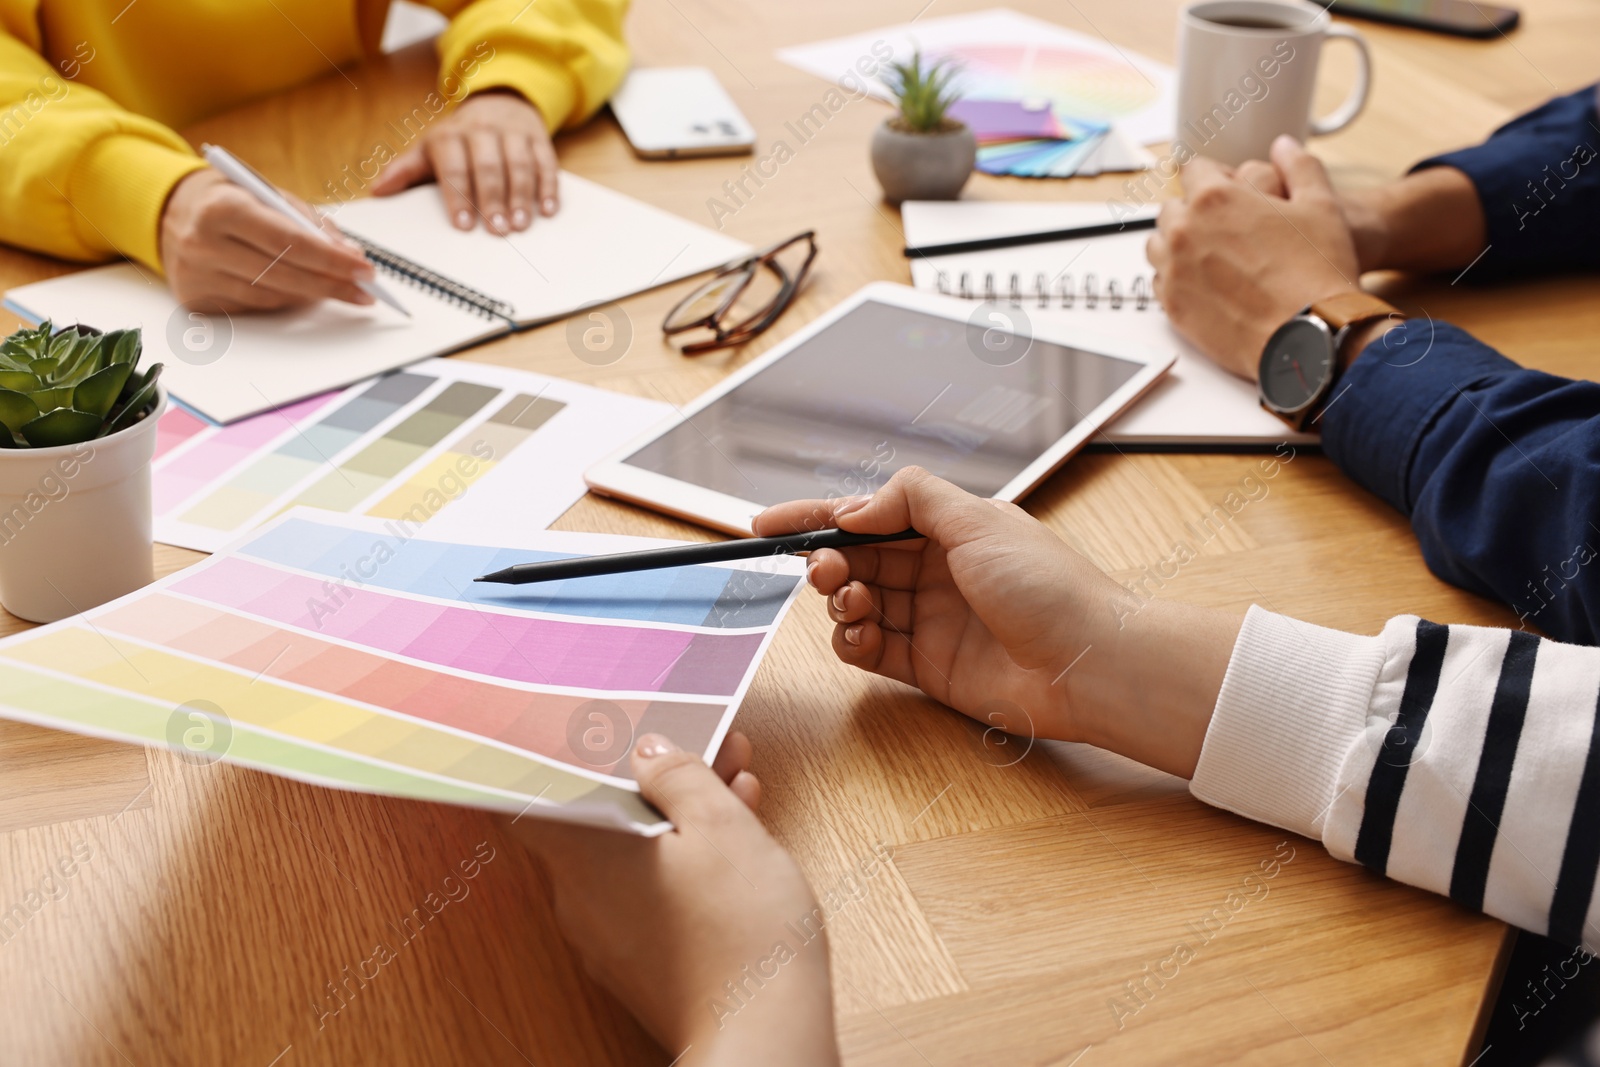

{"left": 1309, "top": 25, "right": 1371, "bottom": 136}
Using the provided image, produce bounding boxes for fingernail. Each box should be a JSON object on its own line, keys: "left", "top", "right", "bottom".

{"left": 806, "top": 560, "right": 821, "bottom": 586}
{"left": 491, "top": 213, "right": 507, "bottom": 232}
{"left": 635, "top": 733, "right": 677, "bottom": 759}
{"left": 831, "top": 588, "right": 848, "bottom": 613}
{"left": 834, "top": 495, "right": 871, "bottom": 517}
{"left": 455, "top": 210, "right": 472, "bottom": 229}
{"left": 512, "top": 208, "right": 530, "bottom": 229}
{"left": 541, "top": 198, "right": 557, "bottom": 216}
{"left": 843, "top": 624, "right": 863, "bottom": 647}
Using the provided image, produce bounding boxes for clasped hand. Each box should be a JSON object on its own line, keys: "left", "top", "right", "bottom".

{"left": 1146, "top": 135, "right": 1365, "bottom": 379}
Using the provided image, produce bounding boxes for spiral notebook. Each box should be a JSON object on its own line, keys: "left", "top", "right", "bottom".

{"left": 901, "top": 200, "right": 1315, "bottom": 448}
{"left": 4, "top": 173, "right": 749, "bottom": 424}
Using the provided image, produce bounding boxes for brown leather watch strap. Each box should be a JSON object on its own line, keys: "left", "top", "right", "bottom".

{"left": 1309, "top": 290, "right": 1402, "bottom": 332}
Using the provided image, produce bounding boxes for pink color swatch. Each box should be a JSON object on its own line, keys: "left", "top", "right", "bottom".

{"left": 154, "top": 406, "right": 208, "bottom": 461}
{"left": 170, "top": 557, "right": 762, "bottom": 695}
{"left": 154, "top": 392, "right": 340, "bottom": 515}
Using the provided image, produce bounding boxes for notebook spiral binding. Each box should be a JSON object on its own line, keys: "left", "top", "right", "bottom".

{"left": 345, "top": 233, "right": 518, "bottom": 323}
{"left": 935, "top": 269, "right": 1153, "bottom": 311}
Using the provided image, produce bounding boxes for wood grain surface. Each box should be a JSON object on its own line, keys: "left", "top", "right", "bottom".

{"left": 2, "top": 1, "right": 1596, "bottom": 1063}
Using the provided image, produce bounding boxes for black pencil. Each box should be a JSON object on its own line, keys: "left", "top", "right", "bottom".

{"left": 902, "top": 215, "right": 1157, "bottom": 259}
{"left": 474, "top": 528, "right": 922, "bottom": 585}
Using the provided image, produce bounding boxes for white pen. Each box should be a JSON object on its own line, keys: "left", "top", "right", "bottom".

{"left": 200, "top": 143, "right": 410, "bottom": 318}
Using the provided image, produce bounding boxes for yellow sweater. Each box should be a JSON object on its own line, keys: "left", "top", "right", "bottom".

{"left": 0, "top": 0, "right": 629, "bottom": 272}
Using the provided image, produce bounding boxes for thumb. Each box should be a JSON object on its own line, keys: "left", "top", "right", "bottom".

{"left": 1270, "top": 135, "right": 1334, "bottom": 202}
{"left": 835, "top": 466, "right": 1003, "bottom": 548}
{"left": 370, "top": 145, "right": 432, "bottom": 195}
{"left": 632, "top": 734, "right": 747, "bottom": 832}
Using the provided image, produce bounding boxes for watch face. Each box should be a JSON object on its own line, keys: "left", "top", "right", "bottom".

{"left": 1259, "top": 317, "right": 1335, "bottom": 413}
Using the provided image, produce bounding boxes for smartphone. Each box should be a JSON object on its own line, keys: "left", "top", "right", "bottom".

{"left": 1327, "top": 0, "right": 1519, "bottom": 39}
{"left": 609, "top": 67, "right": 756, "bottom": 159}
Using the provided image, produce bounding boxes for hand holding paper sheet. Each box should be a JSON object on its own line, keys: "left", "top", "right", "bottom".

{"left": 0, "top": 511, "right": 805, "bottom": 835}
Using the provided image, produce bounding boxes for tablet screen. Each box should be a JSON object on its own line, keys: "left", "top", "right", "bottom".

{"left": 623, "top": 299, "right": 1144, "bottom": 503}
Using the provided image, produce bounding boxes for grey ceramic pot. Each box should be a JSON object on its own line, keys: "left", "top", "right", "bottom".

{"left": 870, "top": 119, "right": 977, "bottom": 203}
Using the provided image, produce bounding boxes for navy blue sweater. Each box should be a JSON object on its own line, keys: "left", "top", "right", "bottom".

{"left": 1320, "top": 84, "right": 1600, "bottom": 645}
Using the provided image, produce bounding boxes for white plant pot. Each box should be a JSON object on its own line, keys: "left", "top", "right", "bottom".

{"left": 0, "top": 387, "right": 165, "bottom": 623}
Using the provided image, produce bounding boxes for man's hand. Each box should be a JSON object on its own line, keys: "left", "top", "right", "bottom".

{"left": 509, "top": 732, "right": 841, "bottom": 1066}
{"left": 371, "top": 90, "right": 558, "bottom": 235}
{"left": 160, "top": 168, "right": 378, "bottom": 313}
{"left": 1230, "top": 153, "right": 1488, "bottom": 274}
{"left": 754, "top": 468, "right": 1242, "bottom": 780}
{"left": 1147, "top": 135, "right": 1363, "bottom": 380}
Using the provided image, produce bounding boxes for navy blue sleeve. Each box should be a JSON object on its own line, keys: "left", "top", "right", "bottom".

{"left": 1412, "top": 84, "right": 1600, "bottom": 281}
{"left": 1322, "top": 317, "right": 1600, "bottom": 645}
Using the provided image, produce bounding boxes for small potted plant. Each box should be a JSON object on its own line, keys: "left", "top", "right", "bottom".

{"left": 870, "top": 50, "right": 976, "bottom": 203}
{"left": 0, "top": 322, "right": 165, "bottom": 622}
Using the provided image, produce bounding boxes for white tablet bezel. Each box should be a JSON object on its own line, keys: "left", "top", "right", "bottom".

{"left": 585, "top": 282, "right": 1175, "bottom": 534}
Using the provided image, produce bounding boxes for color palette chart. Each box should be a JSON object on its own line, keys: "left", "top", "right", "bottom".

{"left": 151, "top": 358, "right": 669, "bottom": 553}
{"left": 778, "top": 9, "right": 1176, "bottom": 147}
{"left": 0, "top": 511, "right": 805, "bottom": 834}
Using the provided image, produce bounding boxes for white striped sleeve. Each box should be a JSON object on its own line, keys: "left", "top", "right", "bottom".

{"left": 1191, "top": 605, "right": 1600, "bottom": 952}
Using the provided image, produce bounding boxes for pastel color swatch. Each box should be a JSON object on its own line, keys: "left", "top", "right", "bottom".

{"left": 366, "top": 392, "right": 565, "bottom": 522}
{"left": 0, "top": 512, "right": 802, "bottom": 834}
{"left": 148, "top": 358, "right": 671, "bottom": 555}
{"left": 240, "top": 518, "right": 798, "bottom": 629}
{"left": 155, "top": 391, "right": 344, "bottom": 517}
{"left": 285, "top": 380, "right": 501, "bottom": 514}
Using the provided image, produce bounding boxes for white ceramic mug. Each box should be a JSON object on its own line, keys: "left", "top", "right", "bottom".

{"left": 1176, "top": 0, "right": 1371, "bottom": 165}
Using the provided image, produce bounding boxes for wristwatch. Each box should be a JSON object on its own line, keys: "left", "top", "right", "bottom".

{"left": 1257, "top": 291, "right": 1401, "bottom": 432}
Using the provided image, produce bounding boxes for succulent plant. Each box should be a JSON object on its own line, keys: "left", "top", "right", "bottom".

{"left": 0, "top": 322, "right": 162, "bottom": 448}
{"left": 883, "top": 50, "right": 963, "bottom": 134}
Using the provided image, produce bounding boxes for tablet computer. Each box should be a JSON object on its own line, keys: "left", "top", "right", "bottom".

{"left": 586, "top": 282, "right": 1174, "bottom": 533}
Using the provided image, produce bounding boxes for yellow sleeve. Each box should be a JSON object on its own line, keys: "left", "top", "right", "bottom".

{"left": 432, "top": 0, "right": 631, "bottom": 131}
{"left": 0, "top": 32, "right": 205, "bottom": 270}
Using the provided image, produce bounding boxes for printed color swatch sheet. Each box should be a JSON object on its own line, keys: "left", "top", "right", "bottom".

{"left": 0, "top": 511, "right": 805, "bottom": 834}
{"left": 151, "top": 359, "right": 668, "bottom": 552}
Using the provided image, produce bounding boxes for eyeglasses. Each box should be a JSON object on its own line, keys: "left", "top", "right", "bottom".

{"left": 662, "top": 231, "right": 817, "bottom": 356}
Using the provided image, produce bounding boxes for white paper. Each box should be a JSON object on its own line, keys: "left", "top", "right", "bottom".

{"left": 152, "top": 358, "right": 670, "bottom": 552}
{"left": 5, "top": 173, "right": 749, "bottom": 423}
{"left": 0, "top": 508, "right": 805, "bottom": 835}
{"left": 327, "top": 174, "right": 750, "bottom": 327}
{"left": 901, "top": 200, "right": 1314, "bottom": 446}
{"left": 1076, "top": 127, "right": 1159, "bottom": 175}
{"left": 381, "top": 0, "right": 448, "bottom": 52}
{"left": 4, "top": 265, "right": 501, "bottom": 425}
{"left": 778, "top": 8, "right": 1177, "bottom": 147}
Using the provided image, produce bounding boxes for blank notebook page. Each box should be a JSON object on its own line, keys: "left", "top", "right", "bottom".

{"left": 4, "top": 263, "right": 499, "bottom": 424}
{"left": 330, "top": 172, "right": 751, "bottom": 326}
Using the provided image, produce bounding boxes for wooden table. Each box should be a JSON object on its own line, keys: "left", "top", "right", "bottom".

{"left": 2, "top": 1, "right": 1596, "bottom": 1063}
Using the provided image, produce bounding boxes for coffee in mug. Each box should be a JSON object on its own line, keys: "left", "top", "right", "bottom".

{"left": 1175, "top": 0, "right": 1371, "bottom": 166}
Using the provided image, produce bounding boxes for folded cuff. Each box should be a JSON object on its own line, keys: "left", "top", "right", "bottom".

{"left": 1409, "top": 85, "right": 1600, "bottom": 280}
{"left": 69, "top": 136, "right": 206, "bottom": 273}
{"left": 1191, "top": 606, "right": 1386, "bottom": 841}
{"left": 1320, "top": 319, "right": 1518, "bottom": 516}
{"left": 458, "top": 50, "right": 580, "bottom": 131}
